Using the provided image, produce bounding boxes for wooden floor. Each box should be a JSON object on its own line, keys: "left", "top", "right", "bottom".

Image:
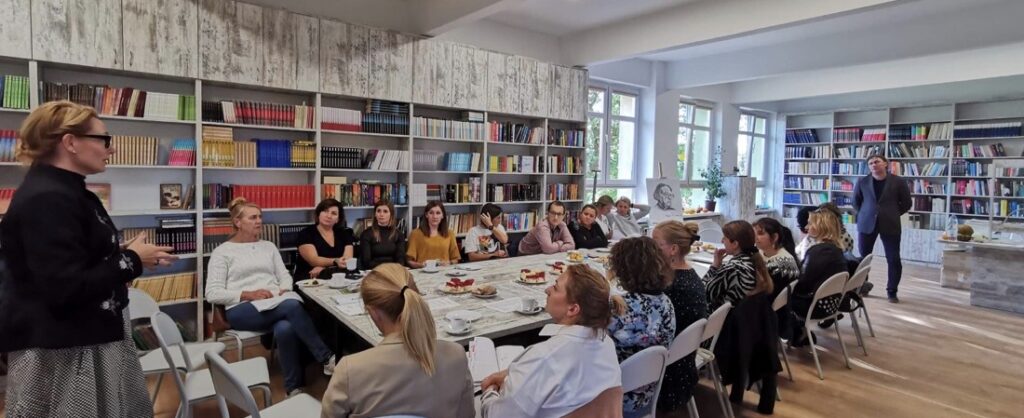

{"left": 3, "top": 258, "right": 1023, "bottom": 417}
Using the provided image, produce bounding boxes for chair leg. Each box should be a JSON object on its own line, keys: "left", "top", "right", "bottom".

{"left": 149, "top": 372, "right": 165, "bottom": 402}
{"left": 834, "top": 322, "right": 852, "bottom": 369}
{"left": 778, "top": 338, "right": 793, "bottom": 382}
{"left": 808, "top": 327, "right": 824, "bottom": 380}
{"left": 258, "top": 384, "right": 273, "bottom": 408}
{"left": 216, "top": 395, "right": 230, "bottom": 418}
{"left": 850, "top": 314, "right": 868, "bottom": 356}
{"left": 234, "top": 335, "right": 243, "bottom": 361}
{"left": 687, "top": 397, "right": 700, "bottom": 418}
{"left": 709, "top": 361, "right": 735, "bottom": 418}
{"left": 861, "top": 306, "right": 876, "bottom": 337}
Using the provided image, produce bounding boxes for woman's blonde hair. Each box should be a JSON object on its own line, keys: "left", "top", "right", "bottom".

{"left": 653, "top": 220, "right": 700, "bottom": 260}
{"left": 18, "top": 100, "right": 98, "bottom": 163}
{"left": 563, "top": 264, "right": 615, "bottom": 333}
{"left": 360, "top": 263, "right": 438, "bottom": 375}
{"left": 809, "top": 210, "right": 844, "bottom": 250}
{"left": 228, "top": 197, "right": 262, "bottom": 232}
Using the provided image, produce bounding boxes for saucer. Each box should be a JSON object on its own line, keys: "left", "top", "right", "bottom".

{"left": 515, "top": 306, "right": 544, "bottom": 315}
{"left": 446, "top": 310, "right": 483, "bottom": 323}
{"left": 422, "top": 268, "right": 440, "bottom": 273}
{"left": 445, "top": 270, "right": 467, "bottom": 277}
{"left": 444, "top": 325, "right": 473, "bottom": 335}
{"left": 295, "top": 279, "right": 323, "bottom": 287}
{"left": 471, "top": 292, "right": 498, "bottom": 299}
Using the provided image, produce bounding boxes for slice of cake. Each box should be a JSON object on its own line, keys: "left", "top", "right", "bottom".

{"left": 444, "top": 278, "right": 475, "bottom": 293}
{"left": 519, "top": 269, "right": 546, "bottom": 283}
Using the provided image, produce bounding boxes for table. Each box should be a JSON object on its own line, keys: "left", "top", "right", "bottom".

{"left": 301, "top": 251, "right": 611, "bottom": 347}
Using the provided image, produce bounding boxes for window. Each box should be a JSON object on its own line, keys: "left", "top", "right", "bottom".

{"left": 738, "top": 113, "right": 770, "bottom": 207}
{"left": 678, "top": 101, "right": 712, "bottom": 181}
{"left": 584, "top": 187, "right": 635, "bottom": 205}
{"left": 588, "top": 85, "right": 639, "bottom": 186}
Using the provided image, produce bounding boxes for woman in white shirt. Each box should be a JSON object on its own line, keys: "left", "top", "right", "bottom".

{"left": 607, "top": 196, "right": 650, "bottom": 238}
{"left": 595, "top": 195, "right": 615, "bottom": 238}
{"left": 480, "top": 264, "right": 622, "bottom": 417}
{"left": 205, "top": 197, "right": 334, "bottom": 396}
{"left": 463, "top": 203, "right": 509, "bottom": 261}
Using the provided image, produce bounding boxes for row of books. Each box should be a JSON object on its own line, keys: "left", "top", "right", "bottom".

{"left": 321, "top": 181, "right": 409, "bottom": 207}
{"left": 891, "top": 161, "right": 947, "bottom": 177}
{"left": 502, "top": 211, "right": 538, "bottom": 232}
{"left": 952, "top": 179, "right": 989, "bottom": 197}
{"left": 1, "top": 75, "right": 30, "bottom": 109}
{"left": 546, "top": 155, "right": 583, "bottom": 174}
{"left": 889, "top": 144, "right": 947, "bottom": 159}
{"left": 785, "top": 129, "right": 820, "bottom": 144}
{"left": 999, "top": 167, "right": 1024, "bottom": 177}
{"left": 785, "top": 145, "right": 829, "bottom": 159}
{"left": 203, "top": 184, "right": 314, "bottom": 209}
{"left": 834, "top": 145, "right": 883, "bottom": 159}
{"left": 420, "top": 179, "right": 483, "bottom": 204}
{"left": 913, "top": 197, "right": 945, "bottom": 212}
{"left": 130, "top": 272, "right": 196, "bottom": 303}
{"left": 412, "top": 116, "right": 486, "bottom": 140}
{"left": 1, "top": 130, "right": 21, "bottom": 162}
{"left": 785, "top": 162, "right": 830, "bottom": 175}
{"left": 833, "top": 162, "right": 869, "bottom": 176}
{"left": 997, "top": 180, "right": 1024, "bottom": 197}
{"left": 832, "top": 179, "right": 854, "bottom": 192}
{"left": 548, "top": 128, "right": 584, "bottom": 147}
{"left": 106, "top": 136, "right": 160, "bottom": 166}
{"left": 953, "top": 122, "right": 1022, "bottom": 139}
{"left": 951, "top": 160, "right": 989, "bottom": 177}
{"left": 362, "top": 100, "right": 409, "bottom": 135}
{"left": 320, "top": 106, "right": 362, "bottom": 132}
{"left": 323, "top": 104, "right": 411, "bottom": 134}
{"left": 321, "top": 146, "right": 408, "bottom": 170}
{"left": 121, "top": 226, "right": 196, "bottom": 254}
{"left": 412, "top": 210, "right": 538, "bottom": 236}
{"left": 201, "top": 138, "right": 314, "bottom": 168}
{"left": 908, "top": 179, "right": 947, "bottom": 195}
{"left": 890, "top": 123, "right": 952, "bottom": 141}
{"left": 547, "top": 183, "right": 580, "bottom": 201}
{"left": 202, "top": 221, "right": 295, "bottom": 253}
{"left": 833, "top": 128, "right": 885, "bottom": 142}
{"left": 487, "top": 183, "right": 541, "bottom": 202}
{"left": 488, "top": 155, "right": 543, "bottom": 173}
{"left": 202, "top": 100, "right": 314, "bottom": 129}
{"left": 950, "top": 198, "right": 988, "bottom": 215}
{"left": 785, "top": 177, "right": 828, "bottom": 189}
{"left": 995, "top": 200, "right": 1024, "bottom": 217}
{"left": 40, "top": 82, "right": 195, "bottom": 121}
{"left": 413, "top": 151, "right": 482, "bottom": 172}
{"left": 168, "top": 139, "right": 197, "bottom": 166}
{"left": 783, "top": 192, "right": 828, "bottom": 205}
{"left": 832, "top": 195, "right": 853, "bottom": 207}
{"left": 952, "top": 143, "right": 1009, "bottom": 158}
{"left": 489, "top": 122, "right": 542, "bottom": 144}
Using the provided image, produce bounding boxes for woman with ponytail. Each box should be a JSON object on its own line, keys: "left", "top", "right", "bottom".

{"left": 703, "top": 220, "right": 773, "bottom": 310}
{"left": 481, "top": 264, "right": 622, "bottom": 417}
{"left": 322, "top": 263, "right": 474, "bottom": 417}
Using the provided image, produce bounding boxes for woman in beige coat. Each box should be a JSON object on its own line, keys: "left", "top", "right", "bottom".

{"left": 321, "top": 263, "right": 475, "bottom": 418}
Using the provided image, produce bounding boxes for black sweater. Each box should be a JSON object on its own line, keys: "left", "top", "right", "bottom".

{"left": 0, "top": 164, "right": 143, "bottom": 351}
{"left": 359, "top": 226, "right": 406, "bottom": 269}
{"left": 795, "top": 242, "right": 847, "bottom": 298}
{"left": 568, "top": 221, "right": 608, "bottom": 249}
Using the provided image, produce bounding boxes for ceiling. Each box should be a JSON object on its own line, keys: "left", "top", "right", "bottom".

{"left": 488, "top": 0, "right": 701, "bottom": 37}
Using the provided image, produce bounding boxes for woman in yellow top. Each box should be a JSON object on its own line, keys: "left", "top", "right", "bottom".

{"left": 406, "top": 201, "right": 461, "bottom": 268}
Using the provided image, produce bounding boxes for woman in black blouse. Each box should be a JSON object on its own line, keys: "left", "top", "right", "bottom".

{"left": 569, "top": 204, "right": 608, "bottom": 249}
{"left": 359, "top": 200, "right": 406, "bottom": 269}
{"left": 652, "top": 220, "right": 708, "bottom": 413}
{"left": 0, "top": 101, "right": 175, "bottom": 416}
{"left": 704, "top": 220, "right": 774, "bottom": 309}
{"left": 790, "top": 210, "right": 848, "bottom": 346}
{"left": 296, "top": 198, "right": 357, "bottom": 279}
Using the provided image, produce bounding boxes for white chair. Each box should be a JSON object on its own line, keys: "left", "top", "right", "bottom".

{"left": 695, "top": 303, "right": 735, "bottom": 418}
{"left": 796, "top": 272, "right": 851, "bottom": 380}
{"left": 620, "top": 345, "right": 670, "bottom": 418}
{"left": 667, "top": 319, "right": 707, "bottom": 418}
{"left": 150, "top": 312, "right": 272, "bottom": 418}
{"left": 697, "top": 227, "right": 724, "bottom": 246}
{"left": 771, "top": 286, "right": 794, "bottom": 382}
{"left": 855, "top": 254, "right": 874, "bottom": 273}
{"left": 840, "top": 267, "right": 873, "bottom": 355}
{"left": 127, "top": 288, "right": 226, "bottom": 402}
{"left": 223, "top": 329, "right": 271, "bottom": 361}
{"left": 206, "top": 351, "right": 321, "bottom": 418}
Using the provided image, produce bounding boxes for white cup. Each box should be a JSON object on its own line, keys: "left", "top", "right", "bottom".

{"left": 449, "top": 316, "right": 468, "bottom": 332}
{"left": 346, "top": 258, "right": 358, "bottom": 271}
{"left": 425, "top": 259, "right": 439, "bottom": 271}
{"left": 520, "top": 297, "right": 539, "bottom": 312}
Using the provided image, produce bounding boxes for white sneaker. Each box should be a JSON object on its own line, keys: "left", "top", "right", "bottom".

{"left": 323, "top": 355, "right": 336, "bottom": 376}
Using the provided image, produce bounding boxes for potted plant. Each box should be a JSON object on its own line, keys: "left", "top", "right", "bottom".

{"left": 699, "top": 147, "right": 728, "bottom": 212}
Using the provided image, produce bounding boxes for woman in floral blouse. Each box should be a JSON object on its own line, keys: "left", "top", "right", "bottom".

{"left": 607, "top": 236, "right": 676, "bottom": 418}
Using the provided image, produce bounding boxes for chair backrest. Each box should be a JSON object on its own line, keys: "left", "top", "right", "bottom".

{"left": 150, "top": 311, "right": 195, "bottom": 406}
{"left": 620, "top": 345, "right": 669, "bottom": 410}
{"left": 205, "top": 351, "right": 264, "bottom": 418}
{"left": 772, "top": 286, "right": 790, "bottom": 312}
{"left": 697, "top": 227, "right": 725, "bottom": 245}
{"left": 563, "top": 386, "right": 625, "bottom": 418}
{"left": 702, "top": 302, "right": 733, "bottom": 350}
{"left": 855, "top": 254, "right": 873, "bottom": 273}
{"left": 807, "top": 272, "right": 849, "bottom": 320}
{"left": 667, "top": 318, "right": 707, "bottom": 365}
{"left": 127, "top": 288, "right": 160, "bottom": 321}
{"left": 843, "top": 267, "right": 870, "bottom": 294}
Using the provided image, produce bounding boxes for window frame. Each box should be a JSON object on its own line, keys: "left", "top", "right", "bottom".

{"left": 678, "top": 100, "right": 714, "bottom": 187}
{"left": 737, "top": 112, "right": 769, "bottom": 186}
{"left": 587, "top": 82, "right": 641, "bottom": 189}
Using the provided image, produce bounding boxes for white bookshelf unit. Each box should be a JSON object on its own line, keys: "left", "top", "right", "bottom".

{"left": 0, "top": 57, "right": 587, "bottom": 342}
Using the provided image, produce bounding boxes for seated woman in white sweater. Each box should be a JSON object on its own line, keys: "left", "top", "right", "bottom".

{"left": 607, "top": 197, "right": 650, "bottom": 238}
{"left": 205, "top": 197, "right": 335, "bottom": 396}
{"left": 480, "top": 264, "right": 622, "bottom": 417}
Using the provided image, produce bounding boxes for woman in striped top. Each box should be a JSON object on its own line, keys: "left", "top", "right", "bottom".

{"left": 703, "top": 220, "right": 774, "bottom": 310}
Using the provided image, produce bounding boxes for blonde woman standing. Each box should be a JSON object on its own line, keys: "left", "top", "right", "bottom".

{"left": 322, "top": 263, "right": 474, "bottom": 418}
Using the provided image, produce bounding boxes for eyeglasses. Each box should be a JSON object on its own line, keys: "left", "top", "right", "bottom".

{"left": 80, "top": 134, "right": 113, "bottom": 149}
{"left": 549, "top": 211, "right": 565, "bottom": 217}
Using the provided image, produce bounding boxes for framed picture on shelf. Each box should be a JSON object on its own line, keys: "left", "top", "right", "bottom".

{"left": 160, "top": 183, "right": 183, "bottom": 209}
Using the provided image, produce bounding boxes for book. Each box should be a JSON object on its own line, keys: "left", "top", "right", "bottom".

{"left": 468, "top": 336, "right": 524, "bottom": 383}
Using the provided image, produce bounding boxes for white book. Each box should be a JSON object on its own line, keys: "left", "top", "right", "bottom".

{"left": 469, "top": 336, "right": 524, "bottom": 383}
{"left": 250, "top": 291, "right": 303, "bottom": 312}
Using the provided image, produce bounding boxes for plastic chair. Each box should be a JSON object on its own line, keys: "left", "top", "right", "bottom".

{"left": 855, "top": 254, "right": 874, "bottom": 273}
{"left": 211, "top": 304, "right": 272, "bottom": 362}
{"left": 695, "top": 303, "right": 735, "bottom": 418}
{"left": 150, "top": 312, "right": 272, "bottom": 418}
{"left": 796, "top": 272, "right": 851, "bottom": 380}
{"left": 620, "top": 346, "right": 670, "bottom": 418}
{"left": 563, "top": 387, "right": 624, "bottom": 418}
{"left": 840, "top": 267, "right": 873, "bottom": 355}
{"left": 127, "top": 289, "right": 225, "bottom": 402}
{"left": 667, "top": 319, "right": 707, "bottom": 418}
{"left": 697, "top": 227, "right": 724, "bottom": 246}
{"left": 206, "top": 351, "right": 321, "bottom": 418}
{"left": 771, "top": 286, "right": 794, "bottom": 382}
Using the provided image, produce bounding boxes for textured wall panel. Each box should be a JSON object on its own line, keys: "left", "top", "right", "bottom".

{"left": 320, "top": 19, "right": 368, "bottom": 97}
{"left": 262, "top": 9, "right": 318, "bottom": 91}
{"left": 367, "top": 27, "right": 412, "bottom": 102}
{"left": 33, "top": 0, "right": 123, "bottom": 69}
{"left": 123, "top": 0, "right": 198, "bottom": 78}
{"left": 199, "top": 0, "right": 264, "bottom": 85}
{"left": 0, "top": 0, "right": 32, "bottom": 59}
{"left": 485, "top": 51, "right": 507, "bottom": 114}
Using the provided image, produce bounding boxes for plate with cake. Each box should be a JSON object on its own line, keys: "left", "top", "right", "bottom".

{"left": 516, "top": 269, "right": 548, "bottom": 285}
{"left": 548, "top": 261, "right": 567, "bottom": 275}
{"left": 439, "top": 278, "right": 476, "bottom": 294}
{"left": 471, "top": 284, "right": 498, "bottom": 299}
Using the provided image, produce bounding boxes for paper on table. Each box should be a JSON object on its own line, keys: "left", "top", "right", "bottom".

{"left": 331, "top": 294, "right": 365, "bottom": 316}
{"left": 485, "top": 297, "right": 524, "bottom": 313}
{"left": 251, "top": 291, "right": 303, "bottom": 312}
{"left": 469, "top": 336, "right": 524, "bottom": 383}
{"left": 426, "top": 298, "right": 460, "bottom": 311}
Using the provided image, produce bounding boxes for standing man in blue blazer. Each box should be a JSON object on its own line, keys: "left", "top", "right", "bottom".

{"left": 853, "top": 154, "right": 912, "bottom": 303}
